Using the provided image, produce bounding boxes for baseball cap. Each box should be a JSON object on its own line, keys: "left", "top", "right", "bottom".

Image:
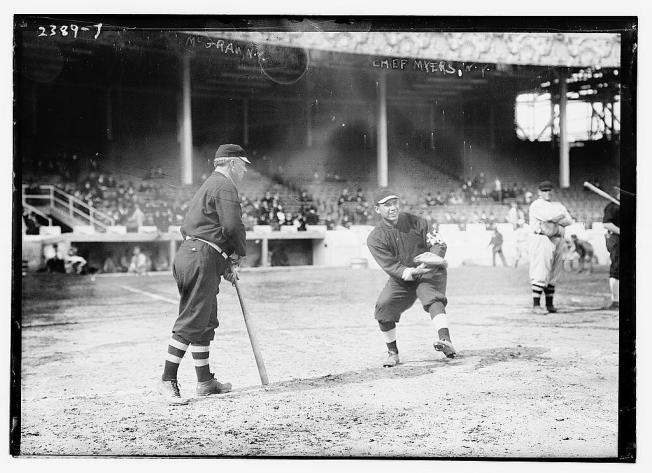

{"left": 214, "top": 144, "right": 251, "bottom": 165}
{"left": 538, "top": 180, "right": 554, "bottom": 191}
{"left": 374, "top": 190, "right": 400, "bottom": 205}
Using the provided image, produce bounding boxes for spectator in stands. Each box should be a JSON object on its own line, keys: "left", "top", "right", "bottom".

{"left": 298, "top": 190, "right": 311, "bottom": 203}
{"left": 131, "top": 204, "right": 145, "bottom": 231}
{"left": 45, "top": 243, "right": 66, "bottom": 273}
{"left": 489, "top": 228, "right": 508, "bottom": 267}
{"left": 425, "top": 192, "right": 436, "bottom": 207}
{"left": 506, "top": 202, "right": 526, "bottom": 229}
{"left": 257, "top": 200, "right": 270, "bottom": 225}
{"left": 128, "top": 246, "right": 148, "bottom": 275}
{"left": 261, "top": 191, "right": 273, "bottom": 207}
{"left": 102, "top": 251, "right": 118, "bottom": 273}
{"left": 354, "top": 188, "right": 366, "bottom": 203}
{"left": 23, "top": 210, "right": 40, "bottom": 235}
{"left": 153, "top": 209, "right": 170, "bottom": 232}
{"left": 493, "top": 177, "right": 503, "bottom": 203}
{"left": 457, "top": 213, "right": 467, "bottom": 231}
{"left": 66, "top": 246, "right": 87, "bottom": 275}
{"left": 305, "top": 206, "right": 320, "bottom": 225}
{"left": 296, "top": 214, "right": 307, "bottom": 231}
{"left": 338, "top": 188, "right": 351, "bottom": 207}
{"left": 324, "top": 214, "right": 336, "bottom": 230}
{"left": 283, "top": 212, "right": 294, "bottom": 226}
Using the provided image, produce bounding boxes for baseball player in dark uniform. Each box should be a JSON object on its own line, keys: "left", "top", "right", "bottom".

{"left": 158, "top": 144, "right": 250, "bottom": 405}
{"left": 367, "top": 191, "right": 455, "bottom": 368}
{"left": 570, "top": 234, "right": 596, "bottom": 273}
{"left": 603, "top": 187, "right": 620, "bottom": 309}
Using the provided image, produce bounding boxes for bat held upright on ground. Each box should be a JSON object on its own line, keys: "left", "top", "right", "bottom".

{"left": 232, "top": 273, "right": 270, "bottom": 386}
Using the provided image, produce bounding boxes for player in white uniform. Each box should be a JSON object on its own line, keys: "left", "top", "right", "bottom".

{"left": 528, "top": 181, "right": 574, "bottom": 314}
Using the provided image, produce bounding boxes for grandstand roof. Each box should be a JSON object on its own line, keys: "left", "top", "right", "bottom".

{"left": 16, "top": 18, "right": 624, "bottom": 109}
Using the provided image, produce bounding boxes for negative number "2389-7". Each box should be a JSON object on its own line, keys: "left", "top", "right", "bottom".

{"left": 37, "top": 23, "right": 102, "bottom": 40}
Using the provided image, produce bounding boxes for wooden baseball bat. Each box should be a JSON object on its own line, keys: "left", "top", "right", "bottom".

{"left": 233, "top": 277, "right": 270, "bottom": 386}
{"left": 583, "top": 181, "right": 620, "bottom": 206}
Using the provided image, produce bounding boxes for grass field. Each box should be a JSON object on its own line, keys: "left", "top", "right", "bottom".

{"left": 17, "top": 265, "right": 619, "bottom": 457}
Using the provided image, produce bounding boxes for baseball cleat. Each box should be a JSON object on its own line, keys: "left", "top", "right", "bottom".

{"left": 434, "top": 339, "right": 456, "bottom": 358}
{"left": 196, "top": 375, "right": 233, "bottom": 396}
{"left": 545, "top": 306, "right": 558, "bottom": 313}
{"left": 157, "top": 379, "right": 189, "bottom": 406}
{"left": 383, "top": 351, "right": 400, "bottom": 368}
{"left": 531, "top": 306, "right": 549, "bottom": 315}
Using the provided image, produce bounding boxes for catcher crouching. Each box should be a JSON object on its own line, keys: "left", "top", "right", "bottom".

{"left": 367, "top": 191, "right": 455, "bottom": 368}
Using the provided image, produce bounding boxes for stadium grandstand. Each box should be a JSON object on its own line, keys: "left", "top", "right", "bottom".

{"left": 17, "top": 18, "right": 626, "bottom": 273}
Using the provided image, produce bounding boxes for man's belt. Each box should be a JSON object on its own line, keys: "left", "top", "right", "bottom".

{"left": 184, "top": 236, "right": 229, "bottom": 260}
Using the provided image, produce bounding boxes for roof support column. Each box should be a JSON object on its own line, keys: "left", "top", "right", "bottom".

{"left": 376, "top": 73, "right": 388, "bottom": 188}
{"left": 429, "top": 102, "right": 436, "bottom": 150}
{"left": 180, "top": 53, "right": 193, "bottom": 185}
{"left": 306, "top": 100, "right": 313, "bottom": 147}
{"left": 558, "top": 68, "right": 570, "bottom": 188}
{"left": 243, "top": 98, "right": 249, "bottom": 146}
{"left": 106, "top": 87, "right": 113, "bottom": 141}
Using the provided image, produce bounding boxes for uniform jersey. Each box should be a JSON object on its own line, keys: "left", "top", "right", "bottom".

{"left": 528, "top": 198, "right": 573, "bottom": 234}
{"left": 603, "top": 202, "right": 619, "bottom": 231}
{"left": 180, "top": 172, "right": 246, "bottom": 257}
{"left": 367, "top": 212, "right": 446, "bottom": 280}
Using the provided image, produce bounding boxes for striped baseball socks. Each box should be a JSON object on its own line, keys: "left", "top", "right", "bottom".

{"left": 532, "top": 284, "right": 545, "bottom": 307}
{"left": 162, "top": 334, "right": 189, "bottom": 381}
{"left": 191, "top": 342, "right": 212, "bottom": 382}
{"left": 544, "top": 284, "right": 555, "bottom": 310}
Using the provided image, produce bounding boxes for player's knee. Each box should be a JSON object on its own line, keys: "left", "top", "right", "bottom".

{"left": 378, "top": 321, "right": 396, "bottom": 332}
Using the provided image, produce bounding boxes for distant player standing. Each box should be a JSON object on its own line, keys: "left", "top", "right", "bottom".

{"left": 602, "top": 187, "right": 620, "bottom": 309}
{"left": 528, "top": 181, "right": 574, "bottom": 314}
{"left": 367, "top": 191, "right": 455, "bottom": 367}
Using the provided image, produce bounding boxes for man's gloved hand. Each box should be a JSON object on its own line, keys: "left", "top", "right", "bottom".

{"left": 223, "top": 264, "right": 239, "bottom": 284}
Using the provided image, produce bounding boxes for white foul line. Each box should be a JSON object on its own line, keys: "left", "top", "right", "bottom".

{"left": 118, "top": 285, "right": 178, "bottom": 305}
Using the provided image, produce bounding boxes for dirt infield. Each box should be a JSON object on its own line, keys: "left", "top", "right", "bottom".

{"left": 18, "top": 265, "right": 619, "bottom": 457}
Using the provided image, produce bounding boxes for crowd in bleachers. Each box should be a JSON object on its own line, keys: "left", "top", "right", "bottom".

{"left": 23, "top": 147, "right": 615, "bottom": 238}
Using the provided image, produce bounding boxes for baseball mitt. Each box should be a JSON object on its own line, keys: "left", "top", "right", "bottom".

{"left": 414, "top": 252, "right": 448, "bottom": 267}
{"left": 539, "top": 221, "right": 560, "bottom": 237}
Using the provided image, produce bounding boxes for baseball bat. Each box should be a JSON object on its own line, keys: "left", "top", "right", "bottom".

{"left": 583, "top": 181, "right": 620, "bottom": 206}
{"left": 233, "top": 277, "right": 270, "bottom": 386}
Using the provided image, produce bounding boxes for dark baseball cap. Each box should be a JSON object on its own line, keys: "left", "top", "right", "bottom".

{"left": 374, "top": 190, "right": 400, "bottom": 205}
{"left": 214, "top": 144, "right": 251, "bottom": 164}
{"left": 538, "top": 180, "right": 554, "bottom": 191}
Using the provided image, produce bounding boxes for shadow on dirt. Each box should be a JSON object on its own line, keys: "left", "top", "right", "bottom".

{"left": 194, "top": 345, "right": 551, "bottom": 402}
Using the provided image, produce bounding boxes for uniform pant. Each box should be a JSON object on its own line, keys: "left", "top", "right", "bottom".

{"left": 529, "top": 234, "right": 565, "bottom": 288}
{"left": 374, "top": 270, "right": 448, "bottom": 323}
{"left": 172, "top": 239, "right": 229, "bottom": 343}
{"left": 606, "top": 234, "right": 620, "bottom": 279}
